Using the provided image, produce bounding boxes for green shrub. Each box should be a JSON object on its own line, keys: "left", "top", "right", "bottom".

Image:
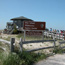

{"left": 53, "top": 47, "right": 65, "bottom": 54}
{"left": 0, "top": 53, "right": 3, "bottom": 65}
{"left": 3, "top": 51, "right": 47, "bottom": 65}
{"left": 13, "top": 29, "right": 18, "bottom": 34}
{"left": 3, "top": 53, "right": 21, "bottom": 65}
{"left": 18, "top": 51, "right": 47, "bottom": 65}
{"left": 13, "top": 24, "right": 18, "bottom": 34}
{"left": 0, "top": 48, "right": 4, "bottom": 53}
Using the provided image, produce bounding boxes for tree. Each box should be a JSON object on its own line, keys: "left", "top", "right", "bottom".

{"left": 13, "top": 24, "right": 18, "bottom": 34}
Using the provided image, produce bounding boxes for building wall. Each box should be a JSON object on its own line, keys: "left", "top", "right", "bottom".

{"left": 6, "top": 23, "right": 14, "bottom": 30}
{"left": 13, "top": 19, "right": 32, "bottom": 28}
{"left": 13, "top": 20, "right": 23, "bottom": 28}
{"left": 13, "top": 19, "right": 33, "bottom": 31}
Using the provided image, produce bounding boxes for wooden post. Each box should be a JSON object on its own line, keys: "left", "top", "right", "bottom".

{"left": 55, "top": 33, "right": 57, "bottom": 39}
{"left": 50, "top": 33, "right": 52, "bottom": 38}
{"left": 59, "top": 42, "right": 61, "bottom": 49}
{"left": 53, "top": 34, "right": 56, "bottom": 49}
{"left": 51, "top": 33, "right": 52, "bottom": 38}
{"left": 42, "top": 31, "right": 44, "bottom": 40}
{"left": 64, "top": 31, "right": 65, "bottom": 40}
{"left": 53, "top": 33, "right": 54, "bottom": 40}
{"left": 52, "top": 33, "right": 53, "bottom": 39}
{"left": 56, "top": 33, "right": 57, "bottom": 39}
{"left": 10, "top": 38, "right": 15, "bottom": 52}
{"left": 46, "top": 32, "right": 47, "bottom": 38}
{"left": 47, "top": 32, "right": 48, "bottom": 39}
{"left": 19, "top": 38, "right": 23, "bottom": 52}
{"left": 24, "top": 30, "right": 26, "bottom": 41}
{"left": 59, "top": 33, "right": 60, "bottom": 40}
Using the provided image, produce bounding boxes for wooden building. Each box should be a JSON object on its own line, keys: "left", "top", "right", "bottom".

{"left": 11, "top": 16, "right": 33, "bottom": 31}
{"left": 4, "top": 16, "right": 33, "bottom": 34}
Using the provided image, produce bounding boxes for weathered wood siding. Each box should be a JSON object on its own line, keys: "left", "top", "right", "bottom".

{"left": 13, "top": 20, "right": 23, "bottom": 28}
{"left": 6, "top": 24, "right": 13, "bottom": 30}
{"left": 13, "top": 19, "right": 31, "bottom": 28}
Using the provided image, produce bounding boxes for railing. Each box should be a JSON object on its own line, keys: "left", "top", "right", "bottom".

{"left": 1, "top": 37, "right": 65, "bottom": 53}
{"left": 59, "top": 41, "right": 65, "bottom": 49}
{"left": 0, "top": 37, "right": 56, "bottom": 53}
{"left": 44, "top": 31, "right": 65, "bottom": 40}
{"left": 19, "top": 38, "right": 56, "bottom": 52}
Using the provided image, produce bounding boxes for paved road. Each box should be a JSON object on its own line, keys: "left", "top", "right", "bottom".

{"left": 34, "top": 54, "right": 65, "bottom": 65}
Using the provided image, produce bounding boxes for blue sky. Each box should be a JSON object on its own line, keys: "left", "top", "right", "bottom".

{"left": 0, "top": 0, "right": 65, "bottom": 30}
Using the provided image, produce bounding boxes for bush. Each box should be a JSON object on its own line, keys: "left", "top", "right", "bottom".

{"left": 13, "top": 24, "right": 18, "bottom": 34}
{"left": 13, "top": 29, "right": 18, "bottom": 34}
{"left": 16, "top": 51, "right": 47, "bottom": 65}
{"left": 0, "top": 48, "right": 4, "bottom": 53}
{"left": 53, "top": 47, "right": 65, "bottom": 54}
{"left": 3, "top": 52, "right": 47, "bottom": 65}
{"left": 3, "top": 53, "right": 21, "bottom": 65}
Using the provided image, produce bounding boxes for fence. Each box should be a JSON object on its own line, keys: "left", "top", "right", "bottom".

{"left": 44, "top": 31, "right": 65, "bottom": 40}
{"left": 19, "top": 38, "right": 56, "bottom": 52}
{"left": 5, "top": 37, "right": 55, "bottom": 52}
{"left": 59, "top": 41, "right": 65, "bottom": 49}
{"left": 1, "top": 37, "right": 65, "bottom": 53}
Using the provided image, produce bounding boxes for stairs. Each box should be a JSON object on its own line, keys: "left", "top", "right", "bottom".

{"left": 3, "top": 29, "right": 14, "bottom": 34}
{"left": 9, "top": 29, "right": 14, "bottom": 34}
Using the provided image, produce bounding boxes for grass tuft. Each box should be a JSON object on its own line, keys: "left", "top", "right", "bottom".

{"left": 2, "top": 51, "right": 47, "bottom": 65}
{"left": 53, "top": 47, "right": 65, "bottom": 54}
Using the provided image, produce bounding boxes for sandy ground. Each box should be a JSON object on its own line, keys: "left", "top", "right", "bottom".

{"left": 0, "top": 33, "right": 62, "bottom": 53}
{"left": 23, "top": 41, "right": 60, "bottom": 53}
{"left": 1, "top": 33, "right": 65, "bottom": 65}
{"left": 0, "top": 33, "right": 65, "bottom": 65}
{"left": 34, "top": 54, "right": 65, "bottom": 65}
